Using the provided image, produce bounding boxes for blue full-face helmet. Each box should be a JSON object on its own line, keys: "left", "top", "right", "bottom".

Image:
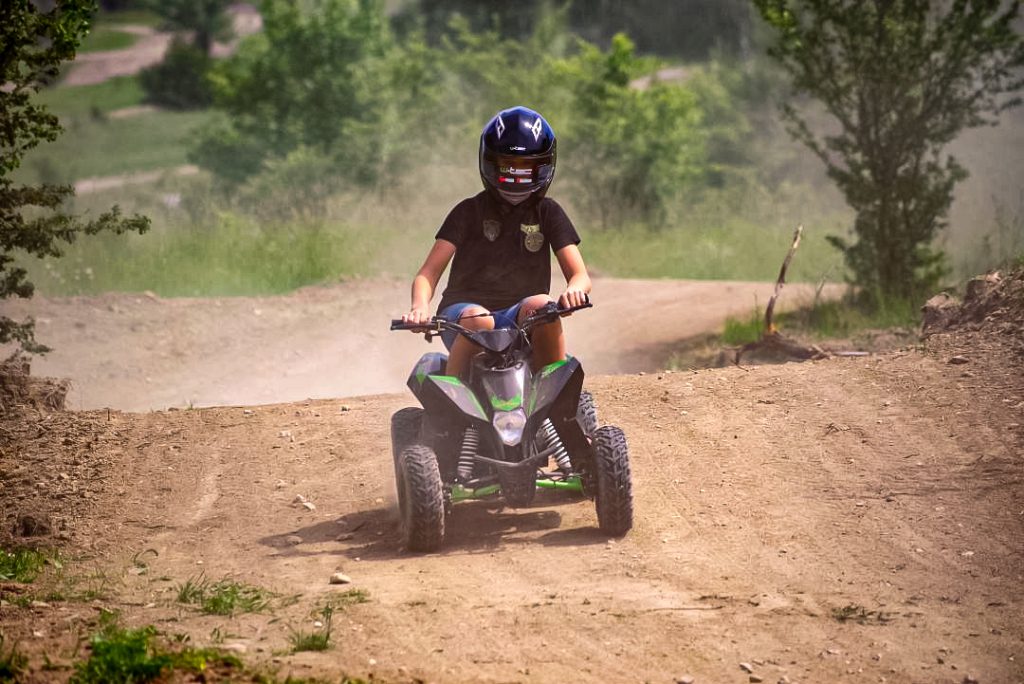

{"left": 479, "top": 106, "right": 557, "bottom": 205}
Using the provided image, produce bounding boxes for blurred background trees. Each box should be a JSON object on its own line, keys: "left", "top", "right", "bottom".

{"left": 11, "top": 0, "right": 1024, "bottom": 313}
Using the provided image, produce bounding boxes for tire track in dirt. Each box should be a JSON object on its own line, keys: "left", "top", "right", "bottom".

{"left": 50, "top": 343, "right": 1017, "bottom": 684}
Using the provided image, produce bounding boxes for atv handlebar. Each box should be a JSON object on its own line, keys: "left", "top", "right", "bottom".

{"left": 390, "top": 298, "right": 592, "bottom": 333}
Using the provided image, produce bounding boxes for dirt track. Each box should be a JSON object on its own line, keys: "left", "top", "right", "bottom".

{"left": 1, "top": 280, "right": 1022, "bottom": 684}
{"left": 3, "top": 277, "right": 838, "bottom": 411}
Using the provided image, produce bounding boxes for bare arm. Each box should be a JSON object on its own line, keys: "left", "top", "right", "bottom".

{"left": 554, "top": 243, "right": 592, "bottom": 309}
{"left": 403, "top": 239, "right": 456, "bottom": 325}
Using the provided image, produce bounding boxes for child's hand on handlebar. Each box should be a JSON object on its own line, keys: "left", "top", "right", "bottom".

{"left": 558, "top": 287, "right": 589, "bottom": 314}
{"left": 402, "top": 305, "right": 432, "bottom": 331}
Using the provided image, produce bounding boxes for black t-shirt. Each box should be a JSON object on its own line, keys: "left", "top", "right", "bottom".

{"left": 435, "top": 191, "right": 581, "bottom": 312}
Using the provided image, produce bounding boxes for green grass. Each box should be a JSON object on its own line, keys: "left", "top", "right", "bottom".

{"left": 25, "top": 206, "right": 420, "bottom": 296}
{"left": 328, "top": 588, "right": 370, "bottom": 607}
{"left": 38, "top": 77, "right": 144, "bottom": 117}
{"left": 78, "top": 27, "right": 138, "bottom": 53}
{"left": 0, "top": 635, "right": 28, "bottom": 684}
{"left": 288, "top": 605, "right": 334, "bottom": 653}
{"left": 777, "top": 297, "right": 918, "bottom": 340}
{"left": 70, "top": 611, "right": 241, "bottom": 684}
{"left": 176, "top": 575, "right": 275, "bottom": 616}
{"left": 0, "top": 549, "right": 58, "bottom": 583}
{"left": 720, "top": 308, "right": 765, "bottom": 345}
{"left": 95, "top": 9, "right": 164, "bottom": 27}
{"left": 16, "top": 108, "right": 212, "bottom": 185}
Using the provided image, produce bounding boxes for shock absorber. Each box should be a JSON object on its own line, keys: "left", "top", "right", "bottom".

{"left": 539, "top": 419, "right": 572, "bottom": 473}
{"left": 457, "top": 426, "right": 479, "bottom": 481}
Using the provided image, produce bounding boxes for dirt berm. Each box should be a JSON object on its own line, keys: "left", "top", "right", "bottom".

{"left": 1, "top": 273, "right": 1022, "bottom": 683}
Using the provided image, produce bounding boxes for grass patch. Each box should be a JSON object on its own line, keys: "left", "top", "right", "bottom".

{"left": 70, "top": 611, "right": 241, "bottom": 684}
{"left": 288, "top": 605, "right": 334, "bottom": 653}
{"left": 16, "top": 108, "right": 212, "bottom": 185}
{"left": 0, "top": 634, "right": 28, "bottom": 684}
{"left": 0, "top": 549, "right": 59, "bottom": 583}
{"left": 38, "top": 77, "right": 144, "bottom": 118}
{"left": 328, "top": 588, "right": 370, "bottom": 607}
{"left": 776, "top": 297, "right": 918, "bottom": 340}
{"left": 25, "top": 208, "right": 415, "bottom": 296}
{"left": 79, "top": 27, "right": 137, "bottom": 53}
{"left": 96, "top": 9, "right": 164, "bottom": 27}
{"left": 176, "top": 575, "right": 274, "bottom": 616}
{"left": 720, "top": 308, "right": 764, "bottom": 345}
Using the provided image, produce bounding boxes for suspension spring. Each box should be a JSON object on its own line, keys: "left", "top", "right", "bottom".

{"left": 540, "top": 419, "right": 572, "bottom": 472}
{"left": 457, "top": 426, "right": 479, "bottom": 481}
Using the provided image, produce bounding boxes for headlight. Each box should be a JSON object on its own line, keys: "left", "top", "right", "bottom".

{"left": 492, "top": 408, "right": 527, "bottom": 446}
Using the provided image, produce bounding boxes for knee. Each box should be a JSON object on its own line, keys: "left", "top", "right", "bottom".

{"left": 460, "top": 305, "right": 494, "bottom": 331}
{"left": 518, "top": 294, "right": 556, "bottom": 320}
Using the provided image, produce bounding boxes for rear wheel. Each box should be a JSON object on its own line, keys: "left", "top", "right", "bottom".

{"left": 577, "top": 390, "right": 598, "bottom": 437}
{"left": 592, "top": 426, "right": 633, "bottom": 536}
{"left": 397, "top": 444, "right": 445, "bottom": 552}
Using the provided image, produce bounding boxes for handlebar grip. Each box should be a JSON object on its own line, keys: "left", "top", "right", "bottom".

{"left": 391, "top": 320, "right": 419, "bottom": 330}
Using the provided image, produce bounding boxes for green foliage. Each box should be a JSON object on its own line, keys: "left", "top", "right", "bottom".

{"left": 0, "top": 634, "right": 28, "bottom": 684}
{"left": 395, "top": 0, "right": 757, "bottom": 61}
{"left": 289, "top": 604, "right": 334, "bottom": 653}
{"left": 1, "top": 0, "right": 149, "bottom": 353}
{"left": 721, "top": 309, "right": 764, "bottom": 345}
{"left": 555, "top": 34, "right": 717, "bottom": 227}
{"left": 193, "top": 1, "right": 751, "bottom": 230}
{"left": 779, "top": 296, "right": 918, "bottom": 340}
{"left": 139, "top": 38, "right": 213, "bottom": 109}
{"left": 70, "top": 611, "right": 241, "bottom": 684}
{"left": 753, "top": 0, "right": 1024, "bottom": 304}
{"left": 0, "top": 548, "right": 58, "bottom": 583}
{"left": 194, "top": 0, "right": 393, "bottom": 186}
{"left": 175, "top": 575, "right": 274, "bottom": 615}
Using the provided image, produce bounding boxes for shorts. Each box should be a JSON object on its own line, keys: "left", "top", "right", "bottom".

{"left": 438, "top": 301, "right": 524, "bottom": 351}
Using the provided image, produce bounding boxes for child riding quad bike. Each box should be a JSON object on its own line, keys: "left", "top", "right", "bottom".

{"left": 390, "top": 301, "right": 633, "bottom": 552}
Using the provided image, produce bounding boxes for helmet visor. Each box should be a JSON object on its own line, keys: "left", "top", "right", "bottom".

{"left": 481, "top": 152, "right": 554, "bottom": 196}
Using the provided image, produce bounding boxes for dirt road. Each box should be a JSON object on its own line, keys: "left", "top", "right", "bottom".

{"left": 3, "top": 277, "right": 838, "bottom": 411}
{"left": 2, "top": 276, "right": 1022, "bottom": 683}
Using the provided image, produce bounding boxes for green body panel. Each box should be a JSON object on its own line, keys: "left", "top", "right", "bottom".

{"left": 535, "top": 475, "right": 583, "bottom": 493}
{"left": 490, "top": 394, "right": 523, "bottom": 411}
{"left": 425, "top": 375, "right": 487, "bottom": 420}
{"left": 450, "top": 483, "right": 502, "bottom": 502}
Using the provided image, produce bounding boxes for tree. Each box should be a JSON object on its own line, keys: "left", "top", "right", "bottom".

{"left": 145, "top": 0, "right": 233, "bottom": 56}
{"left": 753, "top": 0, "right": 1024, "bottom": 302}
{"left": 1, "top": 0, "right": 149, "bottom": 353}
{"left": 192, "top": 0, "right": 395, "bottom": 186}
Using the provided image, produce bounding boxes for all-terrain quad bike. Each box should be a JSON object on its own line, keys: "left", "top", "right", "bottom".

{"left": 389, "top": 301, "right": 633, "bottom": 551}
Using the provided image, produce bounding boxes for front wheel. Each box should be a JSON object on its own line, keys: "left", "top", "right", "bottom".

{"left": 397, "top": 444, "right": 445, "bottom": 552}
{"left": 592, "top": 426, "right": 633, "bottom": 536}
{"left": 391, "top": 408, "right": 423, "bottom": 470}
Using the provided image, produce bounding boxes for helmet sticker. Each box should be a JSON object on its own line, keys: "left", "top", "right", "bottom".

{"left": 496, "top": 115, "right": 506, "bottom": 138}
{"left": 530, "top": 117, "right": 543, "bottom": 141}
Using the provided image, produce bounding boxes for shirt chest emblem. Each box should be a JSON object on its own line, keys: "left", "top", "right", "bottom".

{"left": 482, "top": 219, "right": 501, "bottom": 242}
{"left": 520, "top": 223, "right": 544, "bottom": 252}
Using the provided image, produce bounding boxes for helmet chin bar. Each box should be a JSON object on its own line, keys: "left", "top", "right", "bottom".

{"left": 498, "top": 189, "right": 530, "bottom": 205}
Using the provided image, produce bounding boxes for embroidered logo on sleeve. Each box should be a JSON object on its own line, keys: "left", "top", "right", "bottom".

{"left": 520, "top": 223, "right": 544, "bottom": 252}
{"left": 482, "top": 220, "right": 501, "bottom": 242}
